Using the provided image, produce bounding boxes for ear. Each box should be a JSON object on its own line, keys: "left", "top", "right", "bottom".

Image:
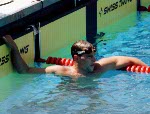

{"left": 73, "top": 55, "right": 78, "bottom": 60}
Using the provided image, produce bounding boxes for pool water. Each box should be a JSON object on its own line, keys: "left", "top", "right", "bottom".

{"left": 0, "top": 12, "right": 150, "bottom": 114}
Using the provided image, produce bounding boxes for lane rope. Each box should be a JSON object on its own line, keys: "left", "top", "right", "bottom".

{"left": 37, "top": 56, "right": 150, "bottom": 73}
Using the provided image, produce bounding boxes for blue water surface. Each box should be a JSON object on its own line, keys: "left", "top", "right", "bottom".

{"left": 0, "top": 12, "right": 150, "bottom": 114}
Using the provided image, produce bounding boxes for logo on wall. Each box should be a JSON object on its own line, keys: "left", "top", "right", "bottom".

{"left": 0, "top": 45, "right": 30, "bottom": 67}
{"left": 98, "top": 0, "right": 133, "bottom": 17}
{"left": 20, "top": 45, "right": 29, "bottom": 54}
{"left": 0, "top": 54, "right": 9, "bottom": 66}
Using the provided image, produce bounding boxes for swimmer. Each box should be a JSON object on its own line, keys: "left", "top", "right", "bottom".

{"left": 2, "top": 35, "right": 148, "bottom": 78}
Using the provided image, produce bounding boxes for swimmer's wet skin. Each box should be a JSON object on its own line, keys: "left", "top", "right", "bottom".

{"left": 2, "top": 35, "right": 149, "bottom": 78}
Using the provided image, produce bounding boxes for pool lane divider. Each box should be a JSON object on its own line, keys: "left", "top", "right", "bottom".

{"left": 36, "top": 57, "right": 150, "bottom": 74}
{"left": 126, "top": 65, "right": 150, "bottom": 74}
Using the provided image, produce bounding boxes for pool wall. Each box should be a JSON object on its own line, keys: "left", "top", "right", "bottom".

{"left": 0, "top": 0, "right": 149, "bottom": 77}
{"left": 0, "top": 33, "right": 35, "bottom": 77}
{"left": 141, "top": 0, "right": 150, "bottom": 7}
{"left": 97, "top": 0, "right": 137, "bottom": 32}
{"left": 40, "top": 7, "right": 86, "bottom": 58}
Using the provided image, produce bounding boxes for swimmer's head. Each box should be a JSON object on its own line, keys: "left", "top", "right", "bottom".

{"left": 71, "top": 40, "right": 96, "bottom": 58}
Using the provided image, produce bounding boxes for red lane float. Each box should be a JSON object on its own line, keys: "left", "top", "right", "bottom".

{"left": 46, "top": 57, "right": 74, "bottom": 66}
{"left": 37, "top": 56, "right": 150, "bottom": 73}
{"left": 126, "top": 65, "right": 150, "bottom": 73}
{"left": 148, "top": 5, "right": 150, "bottom": 12}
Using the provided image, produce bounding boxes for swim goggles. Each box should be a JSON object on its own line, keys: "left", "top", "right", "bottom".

{"left": 76, "top": 47, "right": 96, "bottom": 55}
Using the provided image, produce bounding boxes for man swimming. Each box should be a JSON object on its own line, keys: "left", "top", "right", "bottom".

{"left": 2, "top": 35, "right": 148, "bottom": 78}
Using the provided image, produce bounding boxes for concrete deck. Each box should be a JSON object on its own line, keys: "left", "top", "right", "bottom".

{"left": 0, "top": 0, "right": 60, "bottom": 27}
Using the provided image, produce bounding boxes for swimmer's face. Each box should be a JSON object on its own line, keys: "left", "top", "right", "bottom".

{"left": 78, "top": 52, "right": 96, "bottom": 72}
{"left": 71, "top": 40, "right": 96, "bottom": 72}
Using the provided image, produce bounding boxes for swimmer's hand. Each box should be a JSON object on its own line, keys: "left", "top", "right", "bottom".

{"left": 2, "top": 35, "right": 18, "bottom": 49}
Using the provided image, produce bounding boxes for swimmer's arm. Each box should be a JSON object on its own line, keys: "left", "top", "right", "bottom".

{"left": 97, "top": 56, "right": 148, "bottom": 72}
{"left": 11, "top": 49, "right": 65, "bottom": 74}
{"left": 8, "top": 43, "right": 55, "bottom": 74}
{"left": 27, "top": 66, "right": 59, "bottom": 74}
{"left": 115, "top": 56, "right": 148, "bottom": 70}
{"left": 3, "top": 35, "right": 66, "bottom": 74}
{"left": 45, "top": 65, "right": 67, "bottom": 75}
{"left": 11, "top": 49, "right": 60, "bottom": 74}
{"left": 2, "top": 35, "right": 47, "bottom": 74}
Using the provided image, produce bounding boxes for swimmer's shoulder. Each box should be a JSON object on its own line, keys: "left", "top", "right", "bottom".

{"left": 45, "top": 65, "right": 70, "bottom": 74}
